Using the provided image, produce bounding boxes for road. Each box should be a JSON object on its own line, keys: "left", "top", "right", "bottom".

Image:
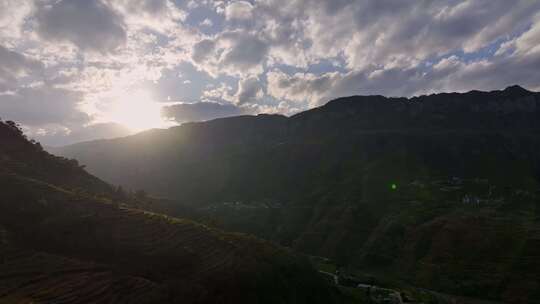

{"left": 318, "top": 270, "right": 339, "bottom": 285}
{"left": 319, "top": 271, "right": 403, "bottom": 304}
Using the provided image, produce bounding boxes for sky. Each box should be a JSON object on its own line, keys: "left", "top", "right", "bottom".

{"left": 1, "top": 0, "right": 540, "bottom": 146}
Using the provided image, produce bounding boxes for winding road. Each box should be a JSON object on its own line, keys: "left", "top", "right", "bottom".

{"left": 319, "top": 271, "right": 403, "bottom": 304}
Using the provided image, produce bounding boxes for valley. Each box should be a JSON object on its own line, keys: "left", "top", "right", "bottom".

{"left": 3, "top": 1, "right": 540, "bottom": 302}
{"left": 0, "top": 119, "right": 340, "bottom": 303}
{"left": 52, "top": 86, "right": 540, "bottom": 303}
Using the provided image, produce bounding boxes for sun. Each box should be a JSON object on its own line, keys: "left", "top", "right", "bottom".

{"left": 107, "top": 90, "right": 171, "bottom": 132}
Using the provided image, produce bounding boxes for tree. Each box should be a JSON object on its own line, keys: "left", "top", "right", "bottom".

{"left": 5, "top": 120, "right": 24, "bottom": 136}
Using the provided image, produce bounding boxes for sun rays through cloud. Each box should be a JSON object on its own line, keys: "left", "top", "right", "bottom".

{"left": 1, "top": 0, "right": 540, "bottom": 145}
{"left": 104, "top": 90, "right": 174, "bottom": 132}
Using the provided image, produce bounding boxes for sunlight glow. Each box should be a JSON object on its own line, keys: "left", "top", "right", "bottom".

{"left": 106, "top": 90, "right": 172, "bottom": 132}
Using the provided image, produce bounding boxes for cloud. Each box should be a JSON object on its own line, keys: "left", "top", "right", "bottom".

{"left": 0, "top": 86, "right": 89, "bottom": 127}
{"left": 200, "top": 18, "right": 213, "bottom": 27}
{"left": 0, "top": 46, "right": 43, "bottom": 91}
{"left": 162, "top": 101, "right": 247, "bottom": 123}
{"left": 107, "top": 0, "right": 186, "bottom": 33}
{"left": 429, "top": 46, "right": 540, "bottom": 92}
{"left": 114, "top": 0, "right": 169, "bottom": 16}
{"left": 33, "top": 122, "right": 132, "bottom": 147}
{"left": 35, "top": 0, "right": 127, "bottom": 54}
{"left": 148, "top": 62, "right": 220, "bottom": 103}
{"left": 220, "top": 32, "right": 268, "bottom": 71}
{"left": 202, "top": 82, "right": 236, "bottom": 103}
{"left": 267, "top": 69, "right": 336, "bottom": 106}
{"left": 191, "top": 31, "right": 269, "bottom": 76}
{"left": 236, "top": 76, "right": 264, "bottom": 105}
{"left": 225, "top": 1, "right": 253, "bottom": 20}
{"left": 0, "top": 0, "right": 34, "bottom": 41}
{"left": 249, "top": 0, "right": 540, "bottom": 71}
{"left": 267, "top": 17, "right": 540, "bottom": 106}
{"left": 192, "top": 39, "right": 216, "bottom": 63}
{"left": 500, "top": 14, "right": 540, "bottom": 57}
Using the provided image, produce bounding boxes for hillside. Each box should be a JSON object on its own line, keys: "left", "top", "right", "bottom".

{"left": 0, "top": 120, "right": 339, "bottom": 303}
{"left": 52, "top": 86, "right": 540, "bottom": 303}
{"left": 0, "top": 120, "right": 113, "bottom": 194}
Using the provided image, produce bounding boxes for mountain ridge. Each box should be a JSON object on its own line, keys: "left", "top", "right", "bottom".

{"left": 50, "top": 85, "right": 538, "bottom": 151}
{"left": 0, "top": 119, "right": 340, "bottom": 303}
{"left": 50, "top": 85, "right": 539, "bottom": 156}
{"left": 50, "top": 86, "right": 540, "bottom": 303}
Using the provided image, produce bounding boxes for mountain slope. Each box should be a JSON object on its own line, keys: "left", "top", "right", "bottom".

{"left": 0, "top": 120, "right": 339, "bottom": 304}
{"left": 53, "top": 86, "right": 540, "bottom": 202}
{"left": 52, "top": 86, "right": 540, "bottom": 303}
{"left": 0, "top": 120, "right": 112, "bottom": 194}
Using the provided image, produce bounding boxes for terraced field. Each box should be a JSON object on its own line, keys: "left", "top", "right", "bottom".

{"left": 0, "top": 174, "right": 335, "bottom": 303}
{"left": 0, "top": 121, "right": 338, "bottom": 303}
{"left": 0, "top": 229, "right": 166, "bottom": 303}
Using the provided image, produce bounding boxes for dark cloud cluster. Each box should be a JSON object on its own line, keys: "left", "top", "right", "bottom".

{"left": 192, "top": 39, "right": 216, "bottom": 63}
{"left": 0, "top": 46, "right": 43, "bottom": 91}
{"left": 221, "top": 32, "right": 269, "bottom": 71}
{"left": 36, "top": 0, "right": 127, "bottom": 53}
{"left": 0, "top": 86, "right": 88, "bottom": 127}
{"left": 191, "top": 31, "right": 270, "bottom": 76}
{"left": 236, "top": 76, "right": 264, "bottom": 105}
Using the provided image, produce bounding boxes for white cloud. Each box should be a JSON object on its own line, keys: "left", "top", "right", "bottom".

{"left": 268, "top": 25, "right": 540, "bottom": 107}
{"left": 251, "top": 0, "right": 540, "bottom": 71}
{"left": 202, "top": 82, "right": 236, "bottom": 103}
{"left": 0, "top": 0, "right": 34, "bottom": 43}
{"left": 504, "top": 14, "right": 540, "bottom": 57}
{"left": 107, "top": 0, "right": 186, "bottom": 33}
{"left": 225, "top": 1, "right": 253, "bottom": 20}
{"left": 200, "top": 18, "right": 213, "bottom": 27}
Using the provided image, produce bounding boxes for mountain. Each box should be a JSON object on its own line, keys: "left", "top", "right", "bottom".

{"left": 0, "top": 120, "right": 340, "bottom": 303}
{"left": 52, "top": 86, "right": 540, "bottom": 303}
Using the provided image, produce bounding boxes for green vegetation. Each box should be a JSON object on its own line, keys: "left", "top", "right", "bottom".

{"left": 0, "top": 120, "right": 341, "bottom": 303}
{"left": 338, "top": 286, "right": 370, "bottom": 304}
{"left": 51, "top": 87, "right": 540, "bottom": 303}
{"left": 314, "top": 259, "right": 338, "bottom": 274}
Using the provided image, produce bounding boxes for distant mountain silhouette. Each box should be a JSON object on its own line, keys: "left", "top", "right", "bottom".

{"left": 53, "top": 86, "right": 540, "bottom": 303}
{"left": 0, "top": 120, "right": 340, "bottom": 303}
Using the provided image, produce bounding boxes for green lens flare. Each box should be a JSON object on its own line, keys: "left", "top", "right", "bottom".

{"left": 391, "top": 183, "right": 397, "bottom": 190}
